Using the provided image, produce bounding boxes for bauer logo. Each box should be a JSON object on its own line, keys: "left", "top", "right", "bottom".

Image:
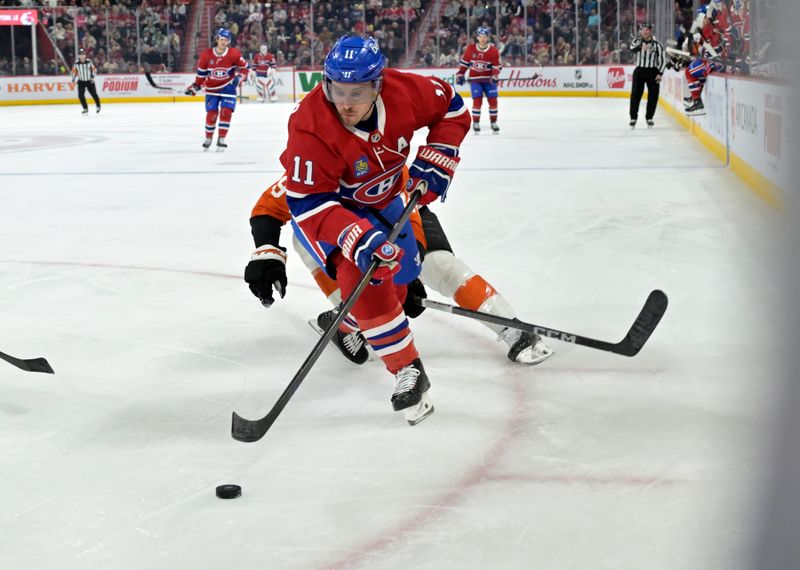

{"left": 606, "top": 67, "right": 626, "bottom": 89}
{"left": 354, "top": 156, "right": 369, "bottom": 177}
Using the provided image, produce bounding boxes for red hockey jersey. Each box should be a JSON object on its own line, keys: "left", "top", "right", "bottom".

{"left": 457, "top": 43, "right": 501, "bottom": 83}
{"left": 253, "top": 52, "right": 276, "bottom": 75}
{"left": 193, "top": 47, "right": 248, "bottom": 92}
{"left": 282, "top": 69, "right": 470, "bottom": 256}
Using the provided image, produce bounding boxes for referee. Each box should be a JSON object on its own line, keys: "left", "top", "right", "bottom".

{"left": 71, "top": 49, "right": 101, "bottom": 115}
{"left": 629, "top": 23, "right": 665, "bottom": 128}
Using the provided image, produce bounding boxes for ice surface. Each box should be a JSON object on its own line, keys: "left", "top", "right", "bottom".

{"left": 0, "top": 98, "right": 782, "bottom": 569}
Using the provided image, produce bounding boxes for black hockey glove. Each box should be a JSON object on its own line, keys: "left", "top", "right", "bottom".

{"left": 403, "top": 278, "right": 427, "bottom": 319}
{"left": 244, "top": 244, "right": 287, "bottom": 308}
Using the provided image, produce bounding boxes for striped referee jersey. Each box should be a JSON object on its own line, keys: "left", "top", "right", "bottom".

{"left": 71, "top": 59, "right": 96, "bottom": 82}
{"left": 630, "top": 37, "right": 666, "bottom": 73}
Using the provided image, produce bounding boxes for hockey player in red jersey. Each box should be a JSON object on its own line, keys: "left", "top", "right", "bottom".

{"left": 251, "top": 44, "right": 277, "bottom": 103}
{"left": 184, "top": 28, "right": 249, "bottom": 151}
{"left": 281, "top": 35, "right": 470, "bottom": 425}
{"left": 680, "top": 5, "right": 728, "bottom": 116}
{"left": 456, "top": 27, "right": 502, "bottom": 134}
{"left": 244, "top": 173, "right": 555, "bottom": 367}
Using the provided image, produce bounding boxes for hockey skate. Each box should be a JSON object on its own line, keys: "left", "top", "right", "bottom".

{"left": 498, "top": 327, "right": 554, "bottom": 366}
{"left": 216, "top": 137, "right": 227, "bottom": 152}
{"left": 472, "top": 123, "right": 480, "bottom": 134}
{"left": 96, "top": 105, "right": 101, "bottom": 114}
{"left": 629, "top": 119, "right": 636, "bottom": 129}
{"left": 81, "top": 109, "right": 89, "bottom": 115}
{"left": 646, "top": 119, "right": 654, "bottom": 128}
{"left": 391, "top": 359, "right": 434, "bottom": 426}
{"left": 686, "top": 99, "right": 705, "bottom": 116}
{"left": 491, "top": 122, "right": 500, "bottom": 134}
{"left": 309, "top": 308, "right": 369, "bottom": 365}
{"left": 202, "top": 137, "right": 213, "bottom": 151}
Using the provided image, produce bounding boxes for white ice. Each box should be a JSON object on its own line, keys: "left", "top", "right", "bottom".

{"left": 0, "top": 98, "right": 782, "bottom": 569}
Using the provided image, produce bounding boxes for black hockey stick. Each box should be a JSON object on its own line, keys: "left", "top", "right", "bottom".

{"left": 0, "top": 350, "right": 54, "bottom": 374}
{"left": 497, "top": 63, "right": 545, "bottom": 82}
{"left": 415, "top": 289, "right": 668, "bottom": 357}
{"left": 231, "top": 188, "right": 425, "bottom": 442}
{"left": 144, "top": 71, "right": 237, "bottom": 98}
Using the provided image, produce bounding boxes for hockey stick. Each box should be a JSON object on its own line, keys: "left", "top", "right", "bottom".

{"left": 415, "top": 289, "right": 668, "bottom": 357}
{"left": 231, "top": 188, "right": 425, "bottom": 443}
{"left": 497, "top": 63, "right": 545, "bottom": 82}
{"left": 0, "top": 350, "right": 54, "bottom": 374}
{"left": 144, "top": 72, "right": 238, "bottom": 99}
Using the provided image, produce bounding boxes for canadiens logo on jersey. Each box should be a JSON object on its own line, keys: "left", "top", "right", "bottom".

{"left": 354, "top": 156, "right": 369, "bottom": 177}
{"left": 345, "top": 162, "right": 405, "bottom": 205}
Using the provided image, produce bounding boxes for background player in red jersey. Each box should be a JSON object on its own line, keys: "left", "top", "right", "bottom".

{"left": 282, "top": 34, "right": 470, "bottom": 426}
{"left": 184, "top": 28, "right": 248, "bottom": 151}
{"left": 251, "top": 44, "right": 277, "bottom": 103}
{"left": 456, "top": 27, "right": 502, "bottom": 134}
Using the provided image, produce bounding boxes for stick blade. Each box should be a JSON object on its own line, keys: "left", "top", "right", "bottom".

{"left": 617, "top": 290, "right": 669, "bottom": 356}
{"left": 231, "top": 411, "right": 272, "bottom": 443}
{"left": 0, "top": 351, "right": 54, "bottom": 374}
{"left": 25, "top": 358, "right": 55, "bottom": 374}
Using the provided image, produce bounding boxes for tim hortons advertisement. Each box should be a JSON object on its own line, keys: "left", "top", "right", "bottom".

{"left": 293, "top": 66, "right": 605, "bottom": 97}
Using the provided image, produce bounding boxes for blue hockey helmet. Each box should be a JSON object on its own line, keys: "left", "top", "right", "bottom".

{"left": 323, "top": 35, "right": 385, "bottom": 104}
{"left": 476, "top": 26, "right": 491, "bottom": 38}
{"left": 215, "top": 28, "right": 233, "bottom": 42}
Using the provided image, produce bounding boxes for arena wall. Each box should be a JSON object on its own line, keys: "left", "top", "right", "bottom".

{"left": 659, "top": 69, "right": 791, "bottom": 208}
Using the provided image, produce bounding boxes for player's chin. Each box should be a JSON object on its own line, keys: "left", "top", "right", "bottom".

{"left": 338, "top": 113, "right": 360, "bottom": 126}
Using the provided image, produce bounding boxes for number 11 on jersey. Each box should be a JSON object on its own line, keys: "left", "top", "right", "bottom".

{"left": 291, "top": 155, "right": 314, "bottom": 185}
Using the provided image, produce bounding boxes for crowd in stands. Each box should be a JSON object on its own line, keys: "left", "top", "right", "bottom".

{"left": 0, "top": 0, "right": 188, "bottom": 76}
{"left": 208, "top": 0, "right": 424, "bottom": 66}
{"left": 421, "top": 0, "right": 647, "bottom": 68}
{"left": 424, "top": 0, "right": 751, "bottom": 71}
{"left": 0, "top": 0, "right": 754, "bottom": 77}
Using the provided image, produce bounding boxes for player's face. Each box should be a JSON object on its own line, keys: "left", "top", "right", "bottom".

{"left": 327, "top": 81, "right": 377, "bottom": 125}
{"left": 477, "top": 34, "right": 489, "bottom": 47}
{"left": 216, "top": 37, "right": 230, "bottom": 50}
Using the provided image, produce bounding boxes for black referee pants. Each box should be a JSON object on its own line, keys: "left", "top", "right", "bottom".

{"left": 77, "top": 80, "right": 101, "bottom": 110}
{"left": 629, "top": 67, "right": 660, "bottom": 121}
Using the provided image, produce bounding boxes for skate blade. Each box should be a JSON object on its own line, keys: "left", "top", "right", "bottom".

{"left": 216, "top": 147, "right": 226, "bottom": 153}
{"left": 404, "top": 392, "right": 434, "bottom": 426}
{"left": 518, "top": 345, "right": 555, "bottom": 366}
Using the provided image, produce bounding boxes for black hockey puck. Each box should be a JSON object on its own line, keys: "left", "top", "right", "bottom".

{"left": 215, "top": 484, "right": 242, "bottom": 499}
